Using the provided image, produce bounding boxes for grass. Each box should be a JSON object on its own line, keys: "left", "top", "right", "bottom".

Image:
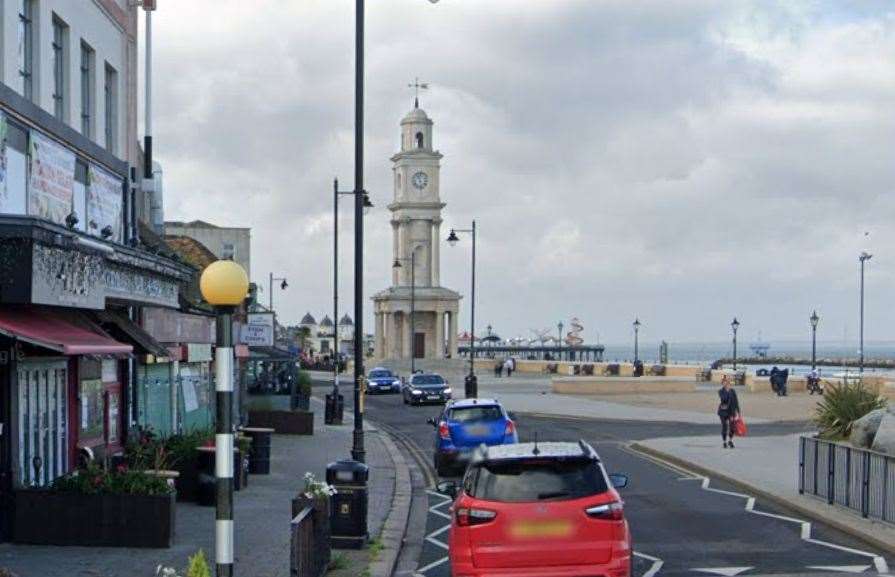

{"left": 327, "top": 553, "right": 348, "bottom": 572}
{"left": 368, "top": 537, "right": 384, "bottom": 561}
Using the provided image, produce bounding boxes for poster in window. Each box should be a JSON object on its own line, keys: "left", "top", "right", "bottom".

{"left": 107, "top": 390, "right": 120, "bottom": 444}
{"left": 87, "top": 164, "right": 123, "bottom": 242}
{"left": 28, "top": 132, "right": 74, "bottom": 226}
{"left": 0, "top": 111, "right": 7, "bottom": 212}
{"left": 79, "top": 378, "right": 104, "bottom": 442}
{"left": 182, "top": 378, "right": 199, "bottom": 413}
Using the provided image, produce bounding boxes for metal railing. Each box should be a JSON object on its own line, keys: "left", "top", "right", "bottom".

{"left": 290, "top": 504, "right": 329, "bottom": 577}
{"left": 799, "top": 435, "right": 895, "bottom": 523}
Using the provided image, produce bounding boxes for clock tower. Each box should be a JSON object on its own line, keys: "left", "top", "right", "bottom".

{"left": 372, "top": 101, "right": 461, "bottom": 361}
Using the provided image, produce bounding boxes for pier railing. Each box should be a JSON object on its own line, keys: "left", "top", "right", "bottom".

{"left": 799, "top": 435, "right": 895, "bottom": 523}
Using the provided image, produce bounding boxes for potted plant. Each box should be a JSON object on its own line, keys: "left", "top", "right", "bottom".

{"left": 292, "top": 472, "right": 335, "bottom": 570}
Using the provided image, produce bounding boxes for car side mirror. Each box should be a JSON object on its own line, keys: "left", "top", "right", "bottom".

{"left": 436, "top": 481, "right": 458, "bottom": 498}
{"left": 426, "top": 417, "right": 437, "bottom": 427}
{"left": 609, "top": 473, "right": 629, "bottom": 489}
{"left": 507, "top": 411, "right": 518, "bottom": 421}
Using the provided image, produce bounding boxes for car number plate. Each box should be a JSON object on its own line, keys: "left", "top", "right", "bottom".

{"left": 465, "top": 424, "right": 490, "bottom": 436}
{"left": 509, "top": 519, "right": 573, "bottom": 538}
{"left": 427, "top": 395, "right": 440, "bottom": 400}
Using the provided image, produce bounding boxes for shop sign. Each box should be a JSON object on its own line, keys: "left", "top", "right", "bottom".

{"left": 184, "top": 343, "right": 212, "bottom": 363}
{"left": 87, "top": 165, "right": 123, "bottom": 243}
{"left": 28, "top": 132, "right": 74, "bottom": 226}
{"left": 240, "top": 313, "right": 273, "bottom": 347}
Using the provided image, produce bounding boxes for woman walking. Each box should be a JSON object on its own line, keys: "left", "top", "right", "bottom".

{"left": 718, "top": 375, "right": 741, "bottom": 448}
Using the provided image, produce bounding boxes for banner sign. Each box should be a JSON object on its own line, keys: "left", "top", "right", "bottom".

{"left": 29, "top": 132, "right": 74, "bottom": 226}
{"left": 241, "top": 313, "right": 274, "bottom": 347}
{"left": 0, "top": 111, "right": 7, "bottom": 212}
{"left": 87, "top": 164, "right": 123, "bottom": 242}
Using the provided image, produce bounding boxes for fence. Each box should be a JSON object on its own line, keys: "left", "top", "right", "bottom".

{"left": 290, "top": 503, "right": 330, "bottom": 577}
{"left": 799, "top": 435, "right": 895, "bottom": 523}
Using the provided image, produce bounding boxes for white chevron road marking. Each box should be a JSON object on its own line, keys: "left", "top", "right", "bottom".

{"left": 806, "top": 565, "right": 872, "bottom": 573}
{"left": 691, "top": 567, "right": 754, "bottom": 576}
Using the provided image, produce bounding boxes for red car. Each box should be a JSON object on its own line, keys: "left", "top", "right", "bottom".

{"left": 439, "top": 440, "right": 631, "bottom": 577}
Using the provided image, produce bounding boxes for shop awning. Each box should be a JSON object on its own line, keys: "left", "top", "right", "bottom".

{"left": 92, "top": 311, "right": 170, "bottom": 358}
{"left": 0, "top": 307, "right": 132, "bottom": 355}
{"left": 248, "top": 346, "right": 297, "bottom": 362}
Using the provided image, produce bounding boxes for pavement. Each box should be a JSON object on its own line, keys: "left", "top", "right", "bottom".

{"left": 0, "top": 398, "right": 399, "bottom": 577}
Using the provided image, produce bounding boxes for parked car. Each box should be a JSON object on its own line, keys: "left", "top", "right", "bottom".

{"left": 438, "top": 441, "right": 631, "bottom": 577}
{"left": 366, "top": 367, "right": 402, "bottom": 394}
{"left": 402, "top": 373, "right": 452, "bottom": 405}
{"left": 427, "top": 398, "right": 518, "bottom": 477}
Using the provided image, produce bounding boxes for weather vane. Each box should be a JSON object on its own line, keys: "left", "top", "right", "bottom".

{"left": 408, "top": 77, "right": 429, "bottom": 108}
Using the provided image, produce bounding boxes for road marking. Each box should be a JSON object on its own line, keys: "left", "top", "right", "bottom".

{"left": 633, "top": 550, "right": 664, "bottom": 577}
{"left": 807, "top": 565, "right": 872, "bottom": 573}
{"left": 416, "top": 556, "right": 449, "bottom": 573}
{"left": 627, "top": 444, "right": 890, "bottom": 574}
{"left": 692, "top": 567, "right": 754, "bottom": 576}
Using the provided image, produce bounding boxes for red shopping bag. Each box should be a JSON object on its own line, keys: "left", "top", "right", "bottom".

{"left": 733, "top": 416, "right": 747, "bottom": 437}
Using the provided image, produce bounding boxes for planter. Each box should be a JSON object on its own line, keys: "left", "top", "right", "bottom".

{"left": 171, "top": 451, "right": 200, "bottom": 502}
{"left": 292, "top": 494, "right": 331, "bottom": 571}
{"left": 143, "top": 469, "right": 180, "bottom": 491}
{"left": 249, "top": 410, "right": 314, "bottom": 435}
{"left": 292, "top": 392, "right": 311, "bottom": 412}
{"left": 13, "top": 489, "right": 175, "bottom": 547}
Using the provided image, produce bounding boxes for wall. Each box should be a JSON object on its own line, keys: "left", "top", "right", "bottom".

{"left": 1, "top": 0, "right": 136, "bottom": 163}
{"left": 552, "top": 376, "right": 696, "bottom": 395}
{"left": 165, "top": 224, "right": 251, "bottom": 277}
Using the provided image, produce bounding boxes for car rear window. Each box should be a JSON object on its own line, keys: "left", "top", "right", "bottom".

{"left": 449, "top": 406, "right": 503, "bottom": 423}
{"left": 468, "top": 458, "right": 607, "bottom": 502}
{"left": 413, "top": 375, "right": 445, "bottom": 385}
{"left": 369, "top": 370, "right": 392, "bottom": 378}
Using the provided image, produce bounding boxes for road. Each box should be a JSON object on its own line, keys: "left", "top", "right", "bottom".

{"left": 319, "top": 383, "right": 891, "bottom": 576}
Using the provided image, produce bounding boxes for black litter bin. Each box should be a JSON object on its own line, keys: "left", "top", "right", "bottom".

{"left": 325, "top": 393, "right": 345, "bottom": 425}
{"left": 327, "top": 460, "right": 369, "bottom": 549}
{"left": 464, "top": 374, "right": 478, "bottom": 398}
{"left": 243, "top": 427, "right": 274, "bottom": 474}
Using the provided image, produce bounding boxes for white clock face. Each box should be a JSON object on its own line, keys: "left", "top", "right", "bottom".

{"left": 411, "top": 171, "right": 428, "bottom": 191}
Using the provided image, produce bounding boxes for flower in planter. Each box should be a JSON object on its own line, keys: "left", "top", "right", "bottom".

{"left": 303, "top": 472, "right": 337, "bottom": 499}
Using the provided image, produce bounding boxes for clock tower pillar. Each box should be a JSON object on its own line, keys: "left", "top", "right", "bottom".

{"left": 372, "top": 102, "right": 461, "bottom": 363}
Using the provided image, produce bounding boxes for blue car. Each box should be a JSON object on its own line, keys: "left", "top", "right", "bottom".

{"left": 428, "top": 398, "right": 518, "bottom": 477}
{"left": 366, "top": 367, "right": 402, "bottom": 394}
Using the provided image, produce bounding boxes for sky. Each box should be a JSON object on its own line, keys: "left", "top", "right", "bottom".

{"left": 149, "top": 0, "right": 895, "bottom": 346}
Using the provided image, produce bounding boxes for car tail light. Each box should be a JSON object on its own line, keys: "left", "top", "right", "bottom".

{"left": 438, "top": 421, "right": 451, "bottom": 440}
{"left": 586, "top": 501, "right": 624, "bottom": 521}
{"left": 456, "top": 507, "right": 497, "bottom": 526}
{"left": 504, "top": 420, "right": 516, "bottom": 436}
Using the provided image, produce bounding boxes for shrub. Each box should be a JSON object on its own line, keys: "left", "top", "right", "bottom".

{"left": 814, "top": 382, "right": 887, "bottom": 440}
{"left": 186, "top": 550, "right": 211, "bottom": 577}
{"left": 51, "top": 462, "right": 173, "bottom": 496}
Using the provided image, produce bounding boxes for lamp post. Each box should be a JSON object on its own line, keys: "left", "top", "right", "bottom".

{"left": 731, "top": 317, "right": 740, "bottom": 370}
{"left": 859, "top": 251, "right": 872, "bottom": 375}
{"left": 199, "top": 260, "right": 249, "bottom": 577}
{"left": 268, "top": 273, "right": 288, "bottom": 311}
{"left": 633, "top": 318, "right": 641, "bottom": 363}
{"left": 393, "top": 252, "right": 416, "bottom": 374}
{"left": 447, "top": 222, "right": 477, "bottom": 397}
{"left": 810, "top": 310, "right": 819, "bottom": 370}
{"left": 558, "top": 322, "right": 564, "bottom": 361}
{"left": 333, "top": 178, "right": 372, "bottom": 397}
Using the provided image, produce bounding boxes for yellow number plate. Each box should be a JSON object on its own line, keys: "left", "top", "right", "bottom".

{"left": 509, "top": 520, "right": 573, "bottom": 538}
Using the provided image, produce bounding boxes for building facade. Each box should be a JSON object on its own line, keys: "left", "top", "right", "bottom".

{"left": 165, "top": 220, "right": 251, "bottom": 278}
{"left": 372, "top": 103, "right": 460, "bottom": 360}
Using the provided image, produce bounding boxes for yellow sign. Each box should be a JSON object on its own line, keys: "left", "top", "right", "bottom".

{"left": 509, "top": 520, "right": 573, "bottom": 539}
{"left": 340, "top": 503, "right": 350, "bottom": 515}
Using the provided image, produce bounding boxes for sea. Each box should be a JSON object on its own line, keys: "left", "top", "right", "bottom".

{"left": 597, "top": 341, "right": 895, "bottom": 378}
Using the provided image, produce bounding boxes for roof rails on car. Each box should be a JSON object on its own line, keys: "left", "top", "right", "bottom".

{"left": 578, "top": 439, "right": 599, "bottom": 461}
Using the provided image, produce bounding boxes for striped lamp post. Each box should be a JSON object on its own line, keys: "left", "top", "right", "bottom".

{"left": 200, "top": 260, "right": 249, "bottom": 577}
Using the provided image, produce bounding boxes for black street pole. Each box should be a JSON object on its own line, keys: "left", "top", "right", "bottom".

{"left": 351, "top": 0, "right": 365, "bottom": 464}
{"left": 470, "top": 221, "right": 476, "bottom": 385}
{"left": 333, "top": 179, "right": 340, "bottom": 396}
{"left": 634, "top": 327, "right": 639, "bottom": 363}
{"left": 732, "top": 328, "right": 738, "bottom": 370}
{"left": 410, "top": 251, "right": 416, "bottom": 374}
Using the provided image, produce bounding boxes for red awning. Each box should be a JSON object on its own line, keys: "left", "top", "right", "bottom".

{"left": 0, "top": 307, "right": 132, "bottom": 355}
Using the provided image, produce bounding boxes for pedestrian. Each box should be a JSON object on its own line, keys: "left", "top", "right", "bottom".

{"left": 808, "top": 367, "right": 822, "bottom": 395}
{"left": 769, "top": 366, "right": 780, "bottom": 395}
{"left": 494, "top": 361, "right": 503, "bottom": 377}
{"left": 718, "top": 375, "right": 741, "bottom": 449}
{"left": 779, "top": 368, "right": 789, "bottom": 397}
{"left": 504, "top": 357, "right": 514, "bottom": 377}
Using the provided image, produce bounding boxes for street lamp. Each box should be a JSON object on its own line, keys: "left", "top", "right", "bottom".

{"left": 859, "top": 251, "right": 872, "bottom": 375}
{"left": 731, "top": 317, "right": 740, "bottom": 370}
{"left": 447, "top": 222, "right": 477, "bottom": 397}
{"left": 393, "top": 252, "right": 416, "bottom": 374}
{"left": 810, "top": 310, "right": 820, "bottom": 370}
{"left": 200, "top": 260, "right": 249, "bottom": 577}
{"left": 558, "top": 321, "right": 564, "bottom": 361}
{"left": 633, "top": 318, "right": 641, "bottom": 363}
{"left": 268, "top": 273, "right": 288, "bottom": 311}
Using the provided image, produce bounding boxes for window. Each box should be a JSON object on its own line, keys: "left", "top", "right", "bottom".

{"left": 416, "top": 131, "right": 424, "bottom": 148}
{"left": 104, "top": 64, "right": 117, "bottom": 153}
{"left": 469, "top": 458, "right": 608, "bottom": 502}
{"left": 448, "top": 406, "right": 504, "bottom": 423}
{"left": 2, "top": 121, "right": 28, "bottom": 215}
{"left": 221, "top": 242, "right": 236, "bottom": 260}
{"left": 18, "top": 0, "right": 34, "bottom": 101}
{"left": 80, "top": 42, "right": 94, "bottom": 138}
{"left": 52, "top": 15, "right": 69, "bottom": 121}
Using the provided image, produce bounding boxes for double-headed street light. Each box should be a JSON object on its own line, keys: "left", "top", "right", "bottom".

{"left": 393, "top": 253, "right": 417, "bottom": 374}
{"left": 633, "top": 318, "right": 641, "bottom": 363}
{"left": 731, "top": 317, "right": 740, "bottom": 370}
{"left": 810, "top": 310, "right": 820, "bottom": 370}
{"left": 859, "top": 251, "right": 872, "bottom": 375}
{"left": 200, "top": 260, "right": 249, "bottom": 577}
{"left": 447, "top": 221, "right": 477, "bottom": 397}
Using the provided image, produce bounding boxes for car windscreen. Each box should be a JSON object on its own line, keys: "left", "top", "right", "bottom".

{"left": 449, "top": 406, "right": 503, "bottom": 423}
{"left": 369, "top": 370, "right": 393, "bottom": 379}
{"left": 412, "top": 375, "right": 445, "bottom": 385}
{"left": 469, "top": 458, "right": 607, "bottom": 502}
